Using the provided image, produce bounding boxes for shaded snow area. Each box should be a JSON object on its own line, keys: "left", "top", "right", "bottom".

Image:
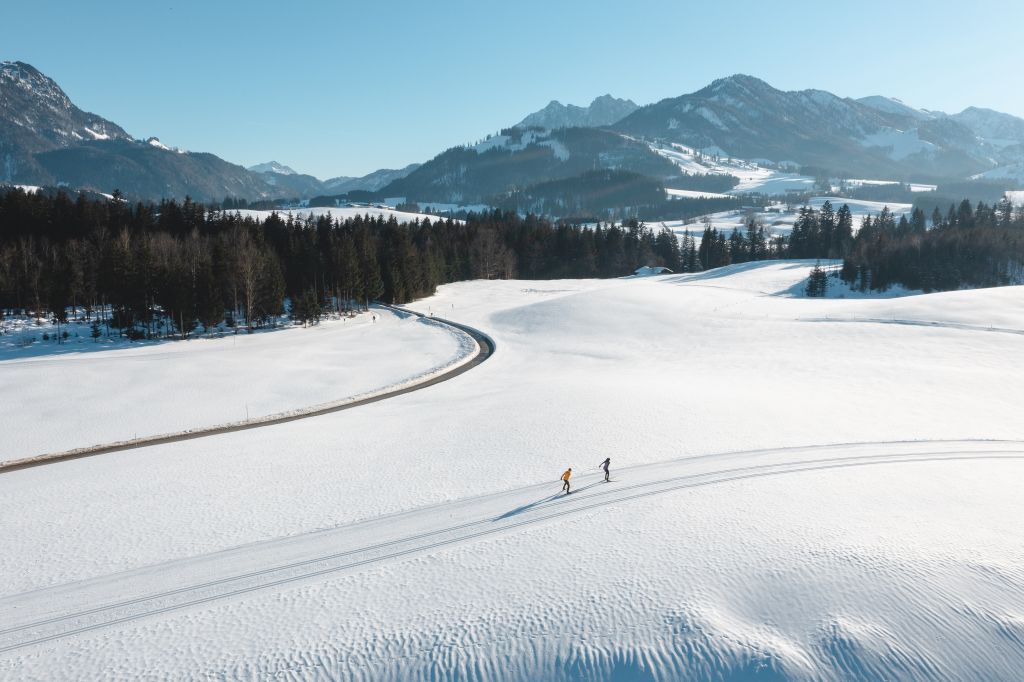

{"left": 859, "top": 129, "right": 936, "bottom": 160}
{"left": 4, "top": 265, "right": 1024, "bottom": 679}
{"left": 0, "top": 308, "right": 473, "bottom": 463}
{"left": 976, "top": 163, "right": 1024, "bottom": 182}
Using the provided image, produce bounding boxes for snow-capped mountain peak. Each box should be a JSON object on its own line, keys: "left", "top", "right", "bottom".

{"left": 0, "top": 60, "right": 132, "bottom": 149}
{"left": 857, "top": 95, "right": 941, "bottom": 121}
{"left": 700, "top": 73, "right": 774, "bottom": 98}
{"left": 949, "top": 106, "right": 1024, "bottom": 148}
{"left": 248, "top": 161, "right": 298, "bottom": 176}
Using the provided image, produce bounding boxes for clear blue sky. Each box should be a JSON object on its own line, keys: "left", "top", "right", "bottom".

{"left": 4, "top": 0, "right": 1022, "bottom": 178}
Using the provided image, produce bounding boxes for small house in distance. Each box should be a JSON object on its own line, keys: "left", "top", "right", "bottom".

{"left": 633, "top": 265, "right": 673, "bottom": 276}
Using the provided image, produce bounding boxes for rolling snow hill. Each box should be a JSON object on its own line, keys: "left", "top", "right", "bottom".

{"left": 3, "top": 263, "right": 1024, "bottom": 679}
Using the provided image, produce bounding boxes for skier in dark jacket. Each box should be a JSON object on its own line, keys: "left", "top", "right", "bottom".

{"left": 599, "top": 457, "right": 611, "bottom": 482}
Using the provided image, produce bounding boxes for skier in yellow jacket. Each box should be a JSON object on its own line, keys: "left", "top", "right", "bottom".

{"left": 561, "top": 468, "right": 572, "bottom": 494}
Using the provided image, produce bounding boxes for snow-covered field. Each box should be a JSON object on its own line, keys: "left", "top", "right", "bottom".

{"left": 3, "top": 263, "right": 1024, "bottom": 679}
{"left": 382, "top": 198, "right": 492, "bottom": 215}
{"left": 650, "top": 142, "right": 943, "bottom": 199}
{"left": 651, "top": 196, "right": 914, "bottom": 243}
{"left": 0, "top": 308, "right": 474, "bottom": 463}
{"left": 843, "top": 178, "right": 937, "bottom": 193}
{"left": 650, "top": 142, "right": 817, "bottom": 195}
{"left": 226, "top": 204, "right": 456, "bottom": 224}
{"left": 665, "top": 188, "right": 733, "bottom": 200}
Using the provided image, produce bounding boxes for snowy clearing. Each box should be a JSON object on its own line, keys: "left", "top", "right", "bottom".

{"left": 649, "top": 141, "right": 817, "bottom": 196}
{"left": 225, "top": 205, "right": 457, "bottom": 224}
{"left": 843, "top": 178, "right": 937, "bottom": 193}
{"left": 649, "top": 196, "right": 913, "bottom": 244}
{"left": 3, "top": 263, "right": 1024, "bottom": 679}
{"left": 665, "top": 188, "right": 733, "bottom": 200}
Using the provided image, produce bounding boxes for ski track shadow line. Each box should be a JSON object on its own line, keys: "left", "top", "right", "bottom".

{"left": 494, "top": 493, "right": 563, "bottom": 521}
{"left": 494, "top": 481, "right": 604, "bottom": 520}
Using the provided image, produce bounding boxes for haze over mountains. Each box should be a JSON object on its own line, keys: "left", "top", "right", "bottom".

{"left": 3, "top": 61, "right": 1024, "bottom": 207}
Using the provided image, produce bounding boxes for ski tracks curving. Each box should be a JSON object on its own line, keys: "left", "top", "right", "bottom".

{"left": 2, "top": 439, "right": 1022, "bottom": 654}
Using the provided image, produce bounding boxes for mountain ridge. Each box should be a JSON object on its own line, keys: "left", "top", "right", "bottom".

{"left": 5, "top": 63, "right": 1024, "bottom": 206}
{"left": 515, "top": 94, "right": 638, "bottom": 130}
{"left": 610, "top": 74, "right": 1020, "bottom": 179}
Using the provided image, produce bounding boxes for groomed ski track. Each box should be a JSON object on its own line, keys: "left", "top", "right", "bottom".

{"left": 2, "top": 439, "right": 1022, "bottom": 654}
{"left": 0, "top": 308, "right": 494, "bottom": 474}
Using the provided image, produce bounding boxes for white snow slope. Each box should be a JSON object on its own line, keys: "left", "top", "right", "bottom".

{"left": 0, "top": 308, "right": 474, "bottom": 462}
{"left": 650, "top": 141, "right": 817, "bottom": 195}
{"left": 3, "top": 263, "right": 1024, "bottom": 680}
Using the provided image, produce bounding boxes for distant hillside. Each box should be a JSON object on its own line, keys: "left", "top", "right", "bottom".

{"left": 325, "top": 164, "right": 421, "bottom": 194}
{"left": 35, "top": 141, "right": 276, "bottom": 202}
{"left": 379, "top": 127, "right": 677, "bottom": 204}
{"left": 612, "top": 75, "right": 1012, "bottom": 180}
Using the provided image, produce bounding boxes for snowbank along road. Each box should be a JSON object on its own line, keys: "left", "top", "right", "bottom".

{"left": 0, "top": 309, "right": 494, "bottom": 473}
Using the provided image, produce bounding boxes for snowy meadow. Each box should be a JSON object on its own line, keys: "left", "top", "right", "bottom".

{"left": 2, "top": 262, "right": 1024, "bottom": 680}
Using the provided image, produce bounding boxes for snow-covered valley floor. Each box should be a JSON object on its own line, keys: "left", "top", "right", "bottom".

{"left": 3, "top": 262, "right": 1024, "bottom": 680}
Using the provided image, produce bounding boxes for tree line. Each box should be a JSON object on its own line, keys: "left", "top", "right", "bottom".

{"left": 0, "top": 189, "right": 689, "bottom": 338}
{"left": 841, "top": 198, "right": 1024, "bottom": 292}
{"left": 4, "top": 187, "right": 1021, "bottom": 341}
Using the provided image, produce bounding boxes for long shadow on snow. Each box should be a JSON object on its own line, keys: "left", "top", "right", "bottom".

{"left": 494, "top": 482, "right": 604, "bottom": 521}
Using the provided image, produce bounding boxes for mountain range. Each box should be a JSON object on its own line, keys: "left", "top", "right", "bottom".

{"left": 0, "top": 61, "right": 418, "bottom": 202}
{"left": 609, "top": 75, "right": 1024, "bottom": 180}
{"left": 3, "top": 61, "right": 1023, "bottom": 208}
{"left": 515, "top": 95, "right": 638, "bottom": 130}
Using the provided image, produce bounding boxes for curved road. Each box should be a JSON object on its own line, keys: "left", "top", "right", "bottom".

{"left": 0, "top": 308, "right": 494, "bottom": 474}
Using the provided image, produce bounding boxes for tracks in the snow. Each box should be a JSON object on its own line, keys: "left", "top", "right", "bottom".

{"left": 2, "top": 440, "right": 1022, "bottom": 654}
{"left": 0, "top": 310, "right": 494, "bottom": 474}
